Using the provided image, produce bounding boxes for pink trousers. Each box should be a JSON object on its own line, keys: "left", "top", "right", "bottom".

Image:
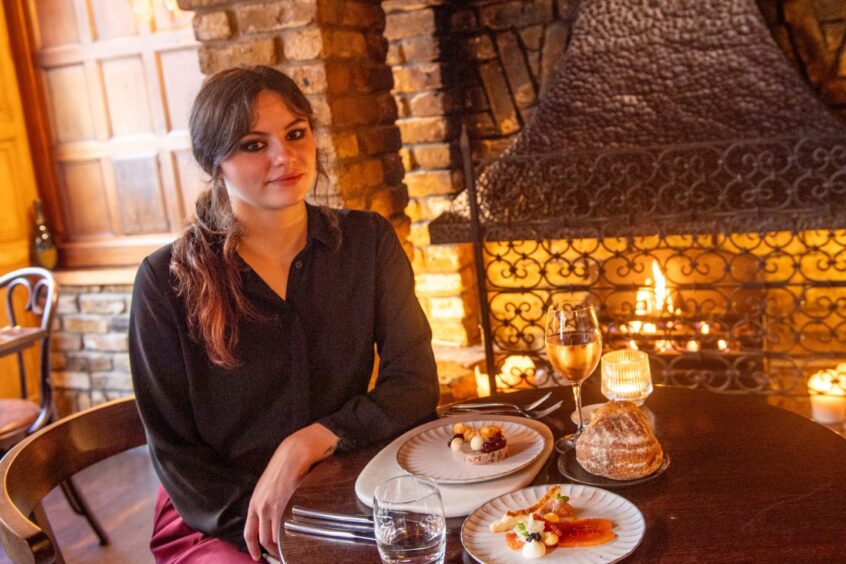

{"left": 150, "top": 485, "right": 264, "bottom": 563}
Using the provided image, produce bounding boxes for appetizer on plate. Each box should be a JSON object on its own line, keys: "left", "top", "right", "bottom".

{"left": 448, "top": 422, "right": 509, "bottom": 465}
{"left": 489, "top": 486, "right": 616, "bottom": 560}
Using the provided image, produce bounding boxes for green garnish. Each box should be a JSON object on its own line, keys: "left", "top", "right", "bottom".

{"left": 516, "top": 522, "right": 527, "bottom": 535}
{"left": 555, "top": 494, "right": 570, "bottom": 502}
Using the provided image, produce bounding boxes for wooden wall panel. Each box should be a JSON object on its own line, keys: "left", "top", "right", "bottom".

{"left": 114, "top": 155, "right": 168, "bottom": 234}
{"left": 102, "top": 56, "right": 153, "bottom": 136}
{"left": 90, "top": 0, "right": 137, "bottom": 40}
{"left": 160, "top": 48, "right": 204, "bottom": 131}
{"left": 32, "top": 0, "right": 78, "bottom": 48}
{"left": 22, "top": 0, "right": 203, "bottom": 267}
{"left": 60, "top": 160, "right": 110, "bottom": 236}
{"left": 44, "top": 64, "right": 95, "bottom": 143}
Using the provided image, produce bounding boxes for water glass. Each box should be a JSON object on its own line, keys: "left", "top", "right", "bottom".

{"left": 601, "top": 349, "right": 653, "bottom": 405}
{"left": 373, "top": 475, "right": 446, "bottom": 564}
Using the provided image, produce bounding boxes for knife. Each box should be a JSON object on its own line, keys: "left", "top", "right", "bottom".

{"left": 284, "top": 520, "right": 376, "bottom": 543}
{"left": 289, "top": 516, "right": 375, "bottom": 534}
{"left": 291, "top": 506, "right": 374, "bottom": 525}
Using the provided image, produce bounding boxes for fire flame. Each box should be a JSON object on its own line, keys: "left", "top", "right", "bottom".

{"left": 634, "top": 261, "right": 674, "bottom": 316}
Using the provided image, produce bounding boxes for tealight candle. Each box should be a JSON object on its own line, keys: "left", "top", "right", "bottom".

{"left": 601, "top": 349, "right": 653, "bottom": 405}
{"left": 808, "top": 367, "right": 846, "bottom": 424}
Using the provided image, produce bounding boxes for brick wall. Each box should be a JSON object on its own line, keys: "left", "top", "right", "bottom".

{"left": 181, "top": 0, "right": 411, "bottom": 244}
{"left": 385, "top": 0, "right": 578, "bottom": 348}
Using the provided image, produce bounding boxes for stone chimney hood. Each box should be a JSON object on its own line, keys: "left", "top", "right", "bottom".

{"left": 429, "top": 0, "right": 846, "bottom": 244}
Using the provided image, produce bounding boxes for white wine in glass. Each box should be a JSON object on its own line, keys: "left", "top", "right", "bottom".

{"left": 546, "top": 303, "right": 602, "bottom": 452}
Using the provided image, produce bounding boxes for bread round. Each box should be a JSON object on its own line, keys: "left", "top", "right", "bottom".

{"left": 575, "top": 401, "right": 663, "bottom": 480}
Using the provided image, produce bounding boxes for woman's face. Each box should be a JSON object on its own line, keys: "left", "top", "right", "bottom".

{"left": 219, "top": 90, "right": 317, "bottom": 216}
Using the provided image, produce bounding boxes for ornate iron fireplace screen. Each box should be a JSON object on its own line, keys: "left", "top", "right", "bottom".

{"left": 428, "top": 0, "right": 846, "bottom": 395}
{"left": 429, "top": 133, "right": 846, "bottom": 395}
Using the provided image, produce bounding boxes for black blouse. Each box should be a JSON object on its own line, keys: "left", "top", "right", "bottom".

{"left": 129, "top": 204, "right": 439, "bottom": 548}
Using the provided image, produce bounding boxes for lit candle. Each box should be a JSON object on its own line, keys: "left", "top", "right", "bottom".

{"left": 655, "top": 339, "right": 673, "bottom": 353}
{"left": 474, "top": 366, "right": 491, "bottom": 398}
{"left": 808, "top": 367, "right": 846, "bottom": 424}
{"left": 601, "top": 350, "right": 653, "bottom": 405}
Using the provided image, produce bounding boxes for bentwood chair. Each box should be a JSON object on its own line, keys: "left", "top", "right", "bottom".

{"left": 0, "top": 268, "right": 57, "bottom": 449}
{"left": 0, "top": 396, "right": 146, "bottom": 563}
{"left": 0, "top": 268, "right": 108, "bottom": 547}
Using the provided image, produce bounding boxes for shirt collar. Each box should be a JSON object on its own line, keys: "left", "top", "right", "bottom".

{"left": 305, "top": 202, "right": 341, "bottom": 249}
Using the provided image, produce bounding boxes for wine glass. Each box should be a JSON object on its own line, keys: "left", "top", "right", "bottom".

{"left": 546, "top": 302, "right": 602, "bottom": 452}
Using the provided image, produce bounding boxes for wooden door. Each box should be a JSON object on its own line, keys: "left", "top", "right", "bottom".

{"left": 0, "top": 0, "right": 39, "bottom": 397}
{"left": 21, "top": 0, "right": 206, "bottom": 267}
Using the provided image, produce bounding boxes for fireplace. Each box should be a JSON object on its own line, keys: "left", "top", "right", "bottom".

{"left": 429, "top": 0, "right": 846, "bottom": 395}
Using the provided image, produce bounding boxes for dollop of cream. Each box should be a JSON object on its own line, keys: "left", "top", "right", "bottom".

{"left": 522, "top": 540, "right": 546, "bottom": 559}
{"left": 449, "top": 437, "right": 464, "bottom": 451}
{"left": 470, "top": 435, "right": 484, "bottom": 451}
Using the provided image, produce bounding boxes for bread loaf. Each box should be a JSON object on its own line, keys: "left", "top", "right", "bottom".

{"left": 575, "top": 401, "right": 663, "bottom": 480}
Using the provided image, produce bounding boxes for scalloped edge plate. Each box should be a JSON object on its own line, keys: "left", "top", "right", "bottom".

{"left": 396, "top": 419, "right": 544, "bottom": 484}
{"left": 461, "top": 484, "right": 645, "bottom": 563}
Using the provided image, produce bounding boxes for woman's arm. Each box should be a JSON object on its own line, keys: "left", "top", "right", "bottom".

{"left": 318, "top": 216, "right": 440, "bottom": 449}
{"left": 243, "top": 422, "right": 338, "bottom": 560}
{"left": 129, "top": 254, "right": 255, "bottom": 549}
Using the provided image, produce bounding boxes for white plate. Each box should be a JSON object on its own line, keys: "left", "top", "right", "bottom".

{"left": 461, "top": 484, "right": 645, "bottom": 563}
{"left": 396, "top": 420, "right": 545, "bottom": 484}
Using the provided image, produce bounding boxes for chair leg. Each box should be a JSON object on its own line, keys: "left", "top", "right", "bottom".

{"left": 33, "top": 502, "right": 66, "bottom": 564}
{"left": 59, "top": 478, "right": 110, "bottom": 545}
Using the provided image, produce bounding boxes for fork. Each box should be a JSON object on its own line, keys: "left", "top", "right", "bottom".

{"left": 445, "top": 391, "right": 554, "bottom": 413}
{"left": 439, "top": 399, "right": 563, "bottom": 419}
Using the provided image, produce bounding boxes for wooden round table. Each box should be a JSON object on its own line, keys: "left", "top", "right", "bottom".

{"left": 279, "top": 384, "right": 846, "bottom": 562}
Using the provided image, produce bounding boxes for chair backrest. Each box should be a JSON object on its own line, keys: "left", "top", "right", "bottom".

{"left": 0, "top": 267, "right": 58, "bottom": 434}
{"left": 0, "top": 396, "right": 146, "bottom": 564}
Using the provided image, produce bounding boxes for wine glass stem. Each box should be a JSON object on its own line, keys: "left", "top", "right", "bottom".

{"left": 573, "top": 382, "right": 585, "bottom": 435}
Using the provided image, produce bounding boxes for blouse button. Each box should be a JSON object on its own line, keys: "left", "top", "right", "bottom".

{"left": 295, "top": 261, "right": 303, "bottom": 269}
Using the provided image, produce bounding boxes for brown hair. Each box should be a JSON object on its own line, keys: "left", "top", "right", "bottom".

{"left": 171, "top": 66, "right": 319, "bottom": 368}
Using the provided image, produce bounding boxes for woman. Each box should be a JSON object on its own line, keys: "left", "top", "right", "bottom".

{"left": 129, "top": 66, "right": 439, "bottom": 562}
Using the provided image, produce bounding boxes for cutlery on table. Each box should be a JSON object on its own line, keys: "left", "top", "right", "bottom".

{"left": 284, "top": 506, "right": 376, "bottom": 543}
{"left": 442, "top": 391, "right": 554, "bottom": 413}
{"left": 292, "top": 506, "right": 373, "bottom": 525}
{"left": 284, "top": 520, "right": 376, "bottom": 543}
{"left": 439, "top": 399, "right": 564, "bottom": 419}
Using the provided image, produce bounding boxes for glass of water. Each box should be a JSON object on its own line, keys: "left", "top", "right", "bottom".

{"left": 373, "top": 475, "right": 446, "bottom": 564}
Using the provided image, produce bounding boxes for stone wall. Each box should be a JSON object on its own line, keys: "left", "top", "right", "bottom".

{"left": 759, "top": 0, "right": 846, "bottom": 120}
{"left": 50, "top": 285, "right": 134, "bottom": 416}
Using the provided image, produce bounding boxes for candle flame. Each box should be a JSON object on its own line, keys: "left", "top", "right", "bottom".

{"left": 808, "top": 368, "right": 846, "bottom": 396}
{"left": 474, "top": 366, "right": 491, "bottom": 398}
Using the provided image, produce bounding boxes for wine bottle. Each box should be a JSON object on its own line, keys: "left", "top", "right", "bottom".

{"left": 33, "top": 199, "right": 58, "bottom": 269}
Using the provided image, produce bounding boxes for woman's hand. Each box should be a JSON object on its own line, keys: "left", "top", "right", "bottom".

{"left": 244, "top": 423, "right": 339, "bottom": 561}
